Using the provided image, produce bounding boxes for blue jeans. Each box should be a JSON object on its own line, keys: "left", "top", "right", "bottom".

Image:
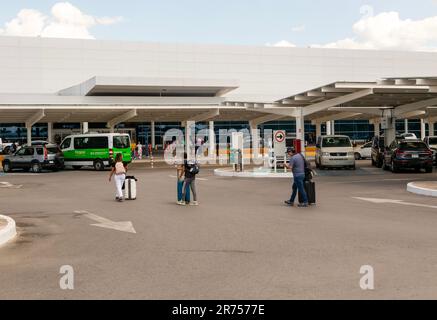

{"left": 177, "top": 180, "right": 190, "bottom": 202}
{"left": 289, "top": 174, "right": 308, "bottom": 204}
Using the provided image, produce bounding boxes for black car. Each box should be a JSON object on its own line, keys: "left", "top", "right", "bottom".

{"left": 371, "top": 136, "right": 406, "bottom": 168}
{"left": 382, "top": 139, "right": 433, "bottom": 173}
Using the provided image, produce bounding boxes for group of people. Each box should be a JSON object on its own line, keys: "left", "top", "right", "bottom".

{"left": 176, "top": 153, "right": 199, "bottom": 206}
{"left": 109, "top": 152, "right": 199, "bottom": 205}
{"left": 130, "top": 142, "right": 153, "bottom": 160}
{"left": 109, "top": 146, "right": 310, "bottom": 208}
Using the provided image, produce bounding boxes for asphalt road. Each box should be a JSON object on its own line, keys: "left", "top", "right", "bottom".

{"left": 1, "top": 161, "right": 437, "bottom": 299}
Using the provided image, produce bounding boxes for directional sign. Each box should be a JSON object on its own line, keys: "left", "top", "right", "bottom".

{"left": 74, "top": 210, "right": 136, "bottom": 234}
{"left": 275, "top": 130, "right": 286, "bottom": 143}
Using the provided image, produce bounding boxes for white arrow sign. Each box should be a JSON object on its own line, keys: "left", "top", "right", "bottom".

{"left": 354, "top": 197, "right": 437, "bottom": 210}
{"left": 74, "top": 210, "right": 136, "bottom": 234}
{"left": 0, "top": 182, "right": 22, "bottom": 189}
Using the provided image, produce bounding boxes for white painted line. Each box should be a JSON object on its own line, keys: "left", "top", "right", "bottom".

{"left": 0, "top": 215, "right": 17, "bottom": 247}
{"left": 74, "top": 210, "right": 136, "bottom": 234}
{"left": 407, "top": 182, "right": 437, "bottom": 198}
{"left": 354, "top": 197, "right": 437, "bottom": 210}
{"left": 1, "top": 173, "right": 39, "bottom": 176}
{"left": 0, "top": 182, "right": 23, "bottom": 189}
{"left": 214, "top": 168, "right": 293, "bottom": 179}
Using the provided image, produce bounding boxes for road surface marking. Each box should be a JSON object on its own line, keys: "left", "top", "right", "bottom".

{"left": 74, "top": 210, "right": 136, "bottom": 234}
{"left": 0, "top": 181, "right": 23, "bottom": 189}
{"left": 353, "top": 197, "right": 437, "bottom": 210}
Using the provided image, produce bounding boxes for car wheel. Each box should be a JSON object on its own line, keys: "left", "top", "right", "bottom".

{"left": 93, "top": 159, "right": 105, "bottom": 171}
{"left": 72, "top": 166, "right": 82, "bottom": 170}
{"left": 354, "top": 153, "right": 361, "bottom": 160}
{"left": 31, "top": 161, "right": 41, "bottom": 173}
{"left": 371, "top": 157, "right": 376, "bottom": 166}
{"left": 426, "top": 166, "right": 433, "bottom": 173}
{"left": 377, "top": 159, "right": 383, "bottom": 168}
{"left": 382, "top": 159, "right": 389, "bottom": 171}
{"left": 2, "top": 161, "right": 11, "bottom": 173}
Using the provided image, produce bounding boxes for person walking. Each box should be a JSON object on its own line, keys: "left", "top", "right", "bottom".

{"left": 284, "top": 147, "right": 309, "bottom": 208}
{"left": 180, "top": 153, "right": 199, "bottom": 206}
{"left": 131, "top": 141, "right": 136, "bottom": 160}
{"left": 137, "top": 142, "right": 143, "bottom": 160}
{"left": 109, "top": 153, "right": 127, "bottom": 202}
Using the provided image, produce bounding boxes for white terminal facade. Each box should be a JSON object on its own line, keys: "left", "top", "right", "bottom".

{"left": 1, "top": 36, "right": 437, "bottom": 152}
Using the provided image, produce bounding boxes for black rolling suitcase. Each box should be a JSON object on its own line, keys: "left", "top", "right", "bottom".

{"left": 299, "top": 180, "right": 316, "bottom": 205}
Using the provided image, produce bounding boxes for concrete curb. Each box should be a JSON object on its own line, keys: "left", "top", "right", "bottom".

{"left": 214, "top": 168, "right": 293, "bottom": 179}
{"left": 0, "top": 215, "right": 17, "bottom": 247}
{"left": 407, "top": 182, "right": 437, "bottom": 197}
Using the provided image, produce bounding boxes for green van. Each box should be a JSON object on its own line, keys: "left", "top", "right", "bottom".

{"left": 60, "top": 133, "right": 132, "bottom": 171}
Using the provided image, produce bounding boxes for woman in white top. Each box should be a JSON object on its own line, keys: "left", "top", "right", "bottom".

{"left": 109, "top": 153, "right": 127, "bottom": 202}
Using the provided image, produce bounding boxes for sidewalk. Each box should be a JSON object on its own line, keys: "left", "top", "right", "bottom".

{"left": 0, "top": 215, "right": 16, "bottom": 247}
{"left": 407, "top": 181, "right": 437, "bottom": 197}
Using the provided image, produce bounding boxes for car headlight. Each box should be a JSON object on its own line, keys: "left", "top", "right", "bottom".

{"left": 322, "top": 152, "right": 330, "bottom": 157}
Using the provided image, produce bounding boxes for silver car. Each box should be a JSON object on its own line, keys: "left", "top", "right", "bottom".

{"left": 2, "top": 144, "right": 64, "bottom": 173}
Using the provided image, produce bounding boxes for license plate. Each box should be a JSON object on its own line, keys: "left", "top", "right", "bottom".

{"left": 412, "top": 154, "right": 419, "bottom": 159}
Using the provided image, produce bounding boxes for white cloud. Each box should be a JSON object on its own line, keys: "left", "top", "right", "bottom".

{"left": 315, "top": 11, "right": 437, "bottom": 51}
{"left": 273, "top": 11, "right": 437, "bottom": 51}
{"left": 0, "top": 2, "right": 122, "bottom": 39}
{"left": 2, "top": 9, "right": 47, "bottom": 37}
{"left": 267, "top": 40, "right": 297, "bottom": 47}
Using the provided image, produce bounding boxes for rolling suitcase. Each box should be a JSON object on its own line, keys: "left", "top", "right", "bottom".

{"left": 299, "top": 180, "right": 316, "bottom": 205}
{"left": 124, "top": 176, "right": 138, "bottom": 200}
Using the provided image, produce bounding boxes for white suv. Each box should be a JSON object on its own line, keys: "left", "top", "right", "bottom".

{"left": 315, "top": 135, "right": 356, "bottom": 170}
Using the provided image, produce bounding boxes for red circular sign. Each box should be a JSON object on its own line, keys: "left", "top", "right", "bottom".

{"left": 275, "top": 131, "right": 285, "bottom": 143}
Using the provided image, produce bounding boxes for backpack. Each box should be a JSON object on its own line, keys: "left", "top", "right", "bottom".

{"left": 299, "top": 154, "right": 313, "bottom": 181}
{"left": 189, "top": 163, "right": 200, "bottom": 175}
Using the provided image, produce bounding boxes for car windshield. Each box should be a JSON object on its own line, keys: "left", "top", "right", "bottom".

{"left": 322, "top": 137, "right": 351, "bottom": 148}
{"left": 399, "top": 142, "right": 429, "bottom": 151}
{"left": 46, "top": 147, "right": 59, "bottom": 154}
{"left": 428, "top": 138, "right": 437, "bottom": 145}
{"left": 113, "top": 136, "right": 130, "bottom": 149}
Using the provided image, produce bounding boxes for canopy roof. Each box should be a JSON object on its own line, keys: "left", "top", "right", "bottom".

{"left": 58, "top": 76, "right": 240, "bottom": 97}
{"left": 226, "top": 77, "right": 437, "bottom": 122}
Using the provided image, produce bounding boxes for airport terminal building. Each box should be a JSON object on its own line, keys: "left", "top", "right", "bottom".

{"left": 1, "top": 36, "right": 437, "bottom": 148}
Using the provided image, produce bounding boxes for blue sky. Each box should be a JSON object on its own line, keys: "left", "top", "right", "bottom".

{"left": 1, "top": 0, "right": 437, "bottom": 49}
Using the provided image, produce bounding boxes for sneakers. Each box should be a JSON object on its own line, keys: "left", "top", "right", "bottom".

{"left": 177, "top": 201, "right": 198, "bottom": 206}
{"left": 285, "top": 200, "right": 309, "bottom": 208}
{"left": 298, "top": 203, "right": 309, "bottom": 208}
